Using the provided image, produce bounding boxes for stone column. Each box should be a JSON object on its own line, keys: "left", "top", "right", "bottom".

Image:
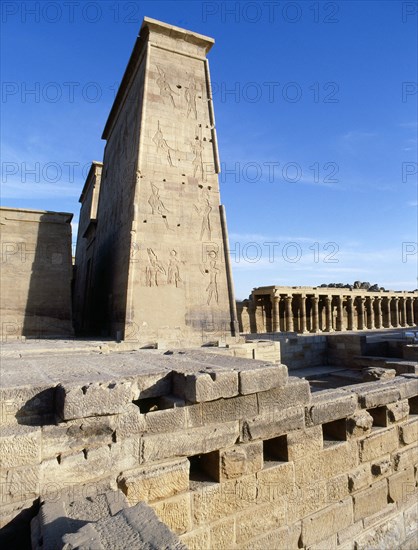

{"left": 299, "top": 295, "right": 307, "bottom": 333}
{"left": 384, "top": 297, "right": 392, "bottom": 328}
{"left": 357, "top": 297, "right": 365, "bottom": 330}
{"left": 285, "top": 295, "right": 294, "bottom": 332}
{"left": 272, "top": 294, "right": 280, "bottom": 333}
{"left": 325, "top": 296, "right": 333, "bottom": 332}
{"left": 392, "top": 297, "right": 399, "bottom": 328}
{"left": 336, "top": 295, "right": 343, "bottom": 331}
{"left": 346, "top": 296, "right": 354, "bottom": 331}
{"left": 311, "top": 296, "right": 319, "bottom": 333}
{"left": 407, "top": 297, "right": 414, "bottom": 327}
{"left": 400, "top": 297, "right": 407, "bottom": 327}
{"left": 366, "top": 296, "right": 374, "bottom": 329}
{"left": 374, "top": 297, "right": 382, "bottom": 329}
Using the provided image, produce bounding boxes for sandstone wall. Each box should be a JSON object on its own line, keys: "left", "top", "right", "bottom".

{"left": 0, "top": 350, "right": 417, "bottom": 548}
{"left": 0, "top": 207, "right": 73, "bottom": 340}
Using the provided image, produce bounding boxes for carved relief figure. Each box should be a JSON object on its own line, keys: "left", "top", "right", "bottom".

{"left": 153, "top": 121, "right": 175, "bottom": 167}
{"left": 185, "top": 76, "right": 198, "bottom": 118}
{"left": 167, "top": 249, "right": 182, "bottom": 287}
{"left": 201, "top": 250, "right": 220, "bottom": 305}
{"left": 148, "top": 183, "right": 172, "bottom": 230}
{"left": 191, "top": 127, "right": 204, "bottom": 179}
{"left": 194, "top": 188, "right": 212, "bottom": 240}
{"left": 146, "top": 248, "right": 166, "bottom": 287}
{"left": 155, "top": 65, "right": 178, "bottom": 107}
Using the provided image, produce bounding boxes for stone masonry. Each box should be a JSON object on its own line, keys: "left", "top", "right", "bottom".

{"left": 0, "top": 346, "right": 417, "bottom": 548}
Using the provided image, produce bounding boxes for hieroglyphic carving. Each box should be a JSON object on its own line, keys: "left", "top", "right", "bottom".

{"left": 185, "top": 76, "right": 199, "bottom": 118}
{"left": 146, "top": 248, "right": 166, "bottom": 287}
{"left": 155, "top": 65, "right": 178, "bottom": 107}
{"left": 200, "top": 250, "right": 220, "bottom": 305}
{"left": 153, "top": 121, "right": 176, "bottom": 167}
{"left": 167, "top": 249, "right": 182, "bottom": 287}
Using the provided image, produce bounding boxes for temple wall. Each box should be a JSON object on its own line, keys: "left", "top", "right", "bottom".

{"left": 0, "top": 207, "right": 73, "bottom": 340}
{"left": 1, "top": 351, "right": 417, "bottom": 549}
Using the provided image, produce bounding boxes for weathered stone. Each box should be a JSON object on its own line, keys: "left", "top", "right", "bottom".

{"left": 236, "top": 502, "right": 286, "bottom": 544}
{"left": 180, "top": 527, "right": 210, "bottom": 550}
{"left": 209, "top": 517, "right": 235, "bottom": 549}
{"left": 393, "top": 443, "right": 418, "bottom": 471}
{"left": 354, "top": 514, "right": 406, "bottom": 549}
{"left": 241, "top": 522, "right": 301, "bottom": 550}
{"left": 201, "top": 393, "right": 258, "bottom": 425}
{"left": 399, "top": 416, "right": 418, "bottom": 445}
{"left": 150, "top": 493, "right": 192, "bottom": 535}
{"left": 238, "top": 363, "right": 288, "bottom": 395}
{"left": 241, "top": 406, "right": 304, "bottom": 442}
{"left": 353, "top": 479, "right": 388, "bottom": 521}
{"left": 0, "top": 425, "right": 41, "bottom": 467}
{"left": 295, "top": 441, "right": 358, "bottom": 485}
{"left": 327, "top": 473, "right": 349, "bottom": 502}
{"left": 388, "top": 466, "right": 416, "bottom": 502}
{"left": 348, "top": 464, "right": 372, "bottom": 492}
{"left": 337, "top": 520, "right": 363, "bottom": 546}
{"left": 117, "top": 458, "right": 189, "bottom": 503}
{"left": 363, "top": 367, "right": 396, "bottom": 381}
{"left": 0, "top": 464, "right": 40, "bottom": 505}
{"left": 257, "top": 377, "right": 311, "bottom": 414}
{"left": 352, "top": 380, "right": 402, "bottom": 408}
{"left": 286, "top": 425, "right": 323, "bottom": 462}
{"left": 359, "top": 427, "right": 398, "bottom": 462}
{"left": 256, "top": 461, "right": 296, "bottom": 504}
{"left": 56, "top": 380, "right": 134, "bottom": 420}
{"left": 141, "top": 421, "right": 239, "bottom": 462}
{"left": 301, "top": 498, "right": 353, "bottom": 546}
{"left": 144, "top": 406, "right": 187, "bottom": 433}
{"left": 371, "top": 455, "right": 393, "bottom": 477}
{"left": 172, "top": 369, "right": 238, "bottom": 403}
{"left": 387, "top": 400, "right": 410, "bottom": 423}
{"left": 346, "top": 410, "right": 373, "bottom": 438}
{"left": 305, "top": 389, "right": 357, "bottom": 426}
{"left": 202, "top": 441, "right": 263, "bottom": 482}
{"left": 113, "top": 403, "right": 146, "bottom": 439}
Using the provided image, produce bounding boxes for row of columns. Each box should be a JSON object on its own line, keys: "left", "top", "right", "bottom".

{"left": 266, "top": 293, "right": 417, "bottom": 334}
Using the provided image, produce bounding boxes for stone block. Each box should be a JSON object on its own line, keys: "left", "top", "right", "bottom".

{"left": 241, "top": 522, "right": 301, "bottom": 550}
{"left": 235, "top": 502, "right": 286, "bottom": 544}
{"left": 359, "top": 427, "right": 398, "bottom": 462}
{"left": 371, "top": 455, "right": 393, "bottom": 478}
{"left": 172, "top": 368, "right": 238, "bottom": 403}
{"left": 354, "top": 514, "right": 406, "bottom": 550}
{"left": 56, "top": 380, "right": 134, "bottom": 420}
{"left": 180, "top": 527, "right": 210, "bottom": 550}
{"left": 399, "top": 416, "right": 418, "bottom": 445}
{"left": 388, "top": 466, "right": 416, "bottom": 503}
{"left": 202, "top": 441, "right": 263, "bottom": 482}
{"left": 238, "top": 363, "right": 288, "bottom": 395}
{"left": 301, "top": 498, "right": 353, "bottom": 546}
{"left": 387, "top": 400, "right": 410, "bottom": 423}
{"left": 140, "top": 421, "right": 239, "bottom": 462}
{"left": 337, "top": 520, "right": 363, "bottom": 546}
{"left": 352, "top": 380, "right": 402, "bottom": 408}
{"left": 0, "top": 385, "right": 55, "bottom": 427}
{"left": 0, "top": 464, "right": 40, "bottom": 505}
{"left": 256, "top": 461, "right": 295, "bottom": 504}
{"left": 201, "top": 393, "right": 258, "bottom": 425}
{"left": 348, "top": 464, "right": 372, "bottom": 493}
{"left": 41, "top": 417, "right": 115, "bottom": 460}
{"left": 257, "top": 377, "right": 311, "bottom": 415}
{"left": 113, "top": 403, "right": 146, "bottom": 438}
{"left": 393, "top": 443, "right": 418, "bottom": 471}
{"left": 192, "top": 475, "right": 257, "bottom": 525}
{"left": 241, "top": 406, "right": 304, "bottom": 443}
{"left": 306, "top": 389, "right": 357, "bottom": 426}
{"left": 286, "top": 426, "right": 323, "bottom": 462}
{"left": 295, "top": 441, "right": 358, "bottom": 485}
{"left": 353, "top": 479, "right": 388, "bottom": 521}
{"left": 327, "top": 473, "right": 349, "bottom": 502}
{"left": 144, "top": 406, "right": 187, "bottom": 433}
{"left": 150, "top": 493, "right": 192, "bottom": 535}
{"left": 209, "top": 517, "right": 235, "bottom": 549}
{"left": 404, "top": 499, "right": 418, "bottom": 540}
{"left": 0, "top": 425, "right": 41, "bottom": 467}
{"left": 117, "top": 457, "right": 189, "bottom": 504}
{"left": 346, "top": 410, "right": 373, "bottom": 438}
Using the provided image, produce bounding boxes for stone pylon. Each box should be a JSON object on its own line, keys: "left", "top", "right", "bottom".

{"left": 74, "top": 18, "right": 238, "bottom": 346}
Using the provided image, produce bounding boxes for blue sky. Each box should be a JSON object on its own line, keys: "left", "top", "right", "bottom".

{"left": 2, "top": 0, "right": 417, "bottom": 299}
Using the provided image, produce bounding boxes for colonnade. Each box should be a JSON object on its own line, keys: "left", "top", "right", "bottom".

{"left": 238, "top": 286, "right": 418, "bottom": 334}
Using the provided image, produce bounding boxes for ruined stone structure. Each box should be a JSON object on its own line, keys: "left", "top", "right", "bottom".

{"left": 72, "top": 18, "right": 237, "bottom": 346}
{"left": 0, "top": 343, "right": 417, "bottom": 548}
{"left": 238, "top": 286, "right": 418, "bottom": 335}
{"left": 0, "top": 207, "right": 73, "bottom": 340}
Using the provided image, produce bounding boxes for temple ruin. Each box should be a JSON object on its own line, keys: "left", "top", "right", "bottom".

{"left": 0, "top": 16, "right": 417, "bottom": 550}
